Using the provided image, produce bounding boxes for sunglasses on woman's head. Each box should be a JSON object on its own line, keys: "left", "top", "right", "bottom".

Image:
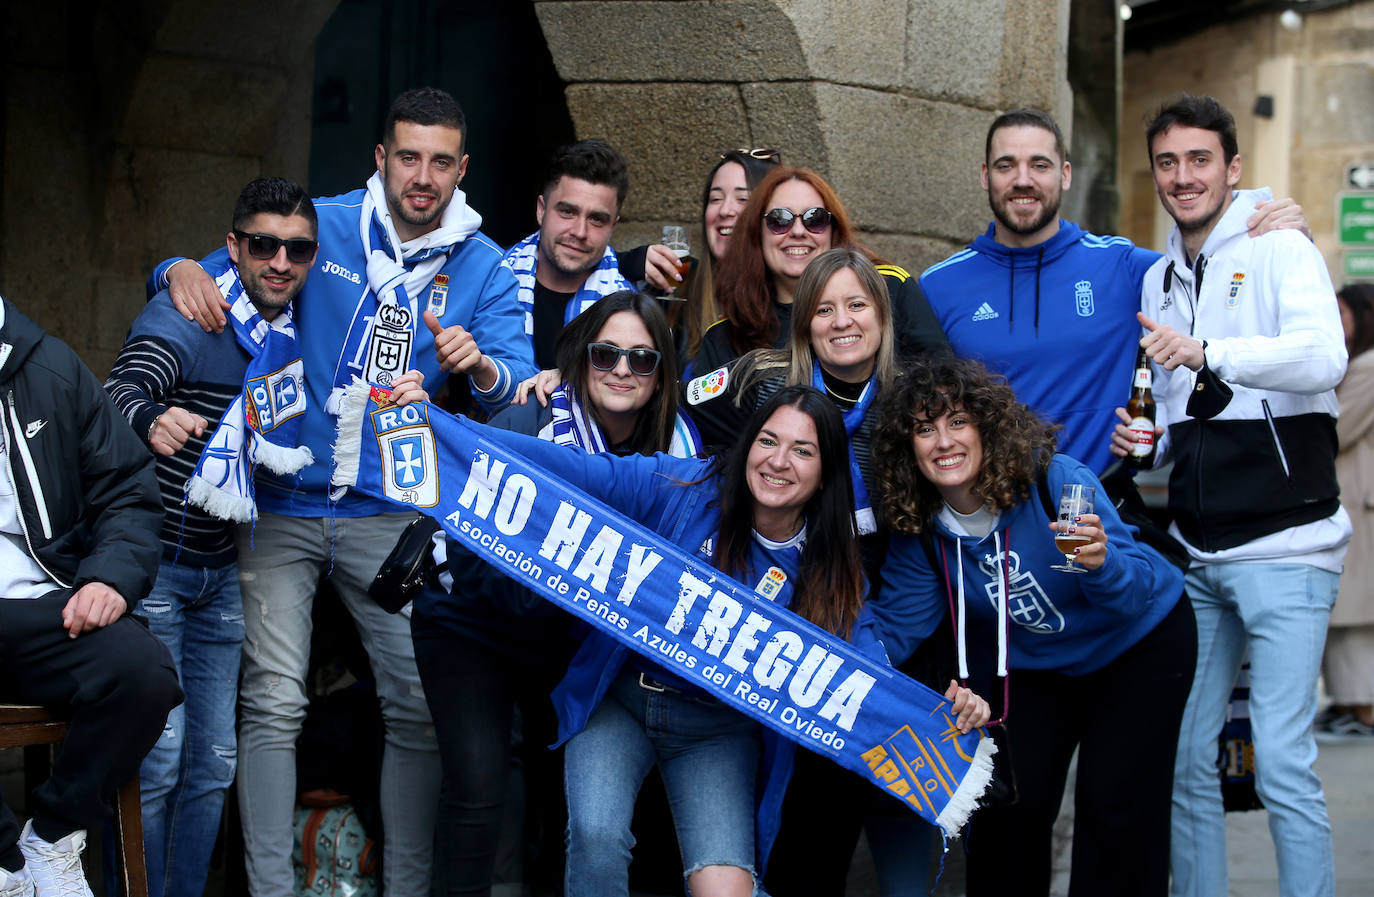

{"left": 587, "top": 343, "right": 662, "bottom": 376}
{"left": 233, "top": 231, "right": 319, "bottom": 264}
{"left": 722, "top": 147, "right": 781, "bottom": 164}
{"left": 762, "top": 207, "right": 832, "bottom": 236}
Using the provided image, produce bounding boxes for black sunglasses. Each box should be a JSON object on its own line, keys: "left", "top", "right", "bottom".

{"left": 722, "top": 147, "right": 781, "bottom": 164}
{"left": 762, "top": 207, "right": 833, "bottom": 236}
{"left": 587, "top": 343, "right": 662, "bottom": 376}
{"left": 234, "top": 231, "right": 318, "bottom": 264}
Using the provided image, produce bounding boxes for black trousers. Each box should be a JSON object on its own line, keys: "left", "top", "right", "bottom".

{"left": 0, "top": 593, "right": 182, "bottom": 870}
{"left": 965, "top": 595, "right": 1197, "bottom": 897}
{"left": 411, "top": 611, "right": 570, "bottom": 897}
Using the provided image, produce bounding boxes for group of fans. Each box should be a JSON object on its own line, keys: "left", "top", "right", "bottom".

{"left": 0, "top": 83, "right": 1351, "bottom": 897}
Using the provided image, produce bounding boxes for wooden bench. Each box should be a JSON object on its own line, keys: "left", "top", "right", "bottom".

{"left": 0, "top": 704, "right": 146, "bottom": 897}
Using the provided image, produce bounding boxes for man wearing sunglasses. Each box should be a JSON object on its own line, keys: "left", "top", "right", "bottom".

{"left": 140, "top": 88, "right": 536, "bottom": 897}
{"left": 104, "top": 177, "right": 318, "bottom": 897}
{"left": 503, "top": 139, "right": 634, "bottom": 369}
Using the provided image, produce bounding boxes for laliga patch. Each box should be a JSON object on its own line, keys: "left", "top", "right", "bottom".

{"left": 246, "top": 359, "right": 307, "bottom": 433}
{"left": 755, "top": 566, "right": 787, "bottom": 602}
{"left": 686, "top": 367, "right": 729, "bottom": 405}
{"left": 371, "top": 402, "right": 439, "bottom": 507}
{"left": 1226, "top": 272, "right": 1245, "bottom": 308}
{"left": 428, "top": 274, "right": 449, "bottom": 317}
{"left": 364, "top": 304, "right": 414, "bottom": 387}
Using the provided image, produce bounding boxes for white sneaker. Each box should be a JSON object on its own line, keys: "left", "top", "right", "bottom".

{"left": 16, "top": 822, "right": 90, "bottom": 897}
{"left": 0, "top": 865, "right": 35, "bottom": 897}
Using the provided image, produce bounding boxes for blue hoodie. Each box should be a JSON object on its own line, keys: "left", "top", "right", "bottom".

{"left": 873, "top": 454, "right": 1183, "bottom": 677}
{"left": 920, "top": 221, "right": 1159, "bottom": 474}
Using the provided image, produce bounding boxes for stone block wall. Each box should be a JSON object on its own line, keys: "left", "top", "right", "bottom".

{"left": 1120, "top": 1, "right": 1374, "bottom": 285}
{"left": 537, "top": 0, "right": 1075, "bottom": 276}
{"left": 1, "top": 0, "right": 333, "bottom": 374}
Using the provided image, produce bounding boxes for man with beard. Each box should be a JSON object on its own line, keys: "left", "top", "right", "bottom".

{"left": 503, "top": 139, "right": 634, "bottom": 368}
{"left": 104, "top": 177, "right": 318, "bottom": 897}
{"left": 146, "top": 89, "right": 535, "bottom": 897}
{"left": 918, "top": 108, "right": 1304, "bottom": 473}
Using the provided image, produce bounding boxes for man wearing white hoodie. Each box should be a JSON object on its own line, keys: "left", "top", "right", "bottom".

{"left": 149, "top": 88, "right": 537, "bottom": 896}
{"left": 1118, "top": 94, "right": 1348, "bottom": 897}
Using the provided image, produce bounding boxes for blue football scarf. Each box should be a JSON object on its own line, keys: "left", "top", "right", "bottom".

{"left": 811, "top": 360, "right": 876, "bottom": 535}
{"left": 504, "top": 231, "right": 633, "bottom": 343}
{"left": 185, "top": 266, "right": 312, "bottom": 522}
{"left": 332, "top": 380, "right": 995, "bottom": 836}
{"left": 545, "top": 382, "right": 703, "bottom": 459}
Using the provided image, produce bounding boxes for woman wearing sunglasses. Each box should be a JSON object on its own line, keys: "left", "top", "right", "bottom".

{"left": 868, "top": 358, "right": 1194, "bottom": 897}
{"left": 615, "top": 148, "right": 781, "bottom": 373}
{"left": 695, "top": 166, "right": 949, "bottom": 378}
{"left": 408, "top": 291, "right": 701, "bottom": 896}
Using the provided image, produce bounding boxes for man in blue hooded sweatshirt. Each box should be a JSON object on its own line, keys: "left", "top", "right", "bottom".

{"left": 919, "top": 108, "right": 1304, "bottom": 473}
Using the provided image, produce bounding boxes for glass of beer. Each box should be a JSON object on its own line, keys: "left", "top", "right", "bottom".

{"left": 661, "top": 226, "right": 691, "bottom": 297}
{"left": 1051, "top": 483, "right": 1095, "bottom": 573}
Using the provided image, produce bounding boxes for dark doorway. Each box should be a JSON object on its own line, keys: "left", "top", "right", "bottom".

{"left": 309, "top": 0, "right": 576, "bottom": 249}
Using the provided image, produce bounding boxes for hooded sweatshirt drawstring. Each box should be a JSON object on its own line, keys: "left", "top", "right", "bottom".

{"left": 1006, "top": 247, "right": 1047, "bottom": 334}
{"left": 938, "top": 527, "right": 1012, "bottom": 722}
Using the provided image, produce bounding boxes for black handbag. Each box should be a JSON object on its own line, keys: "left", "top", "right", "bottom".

{"left": 368, "top": 516, "right": 443, "bottom": 613}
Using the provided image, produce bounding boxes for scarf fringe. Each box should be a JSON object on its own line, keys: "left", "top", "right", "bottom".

{"left": 250, "top": 438, "right": 314, "bottom": 476}
{"left": 330, "top": 378, "right": 369, "bottom": 489}
{"left": 935, "top": 733, "right": 998, "bottom": 839}
{"left": 186, "top": 477, "right": 256, "bottom": 524}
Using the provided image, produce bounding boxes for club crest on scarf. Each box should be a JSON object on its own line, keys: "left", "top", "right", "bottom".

{"left": 247, "top": 360, "right": 307, "bottom": 432}
{"left": 371, "top": 392, "right": 438, "bottom": 507}
{"left": 862, "top": 714, "right": 985, "bottom": 816}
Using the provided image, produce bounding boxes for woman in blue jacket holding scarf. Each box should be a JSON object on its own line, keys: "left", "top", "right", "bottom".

{"left": 445, "top": 383, "right": 985, "bottom": 897}
{"left": 870, "top": 358, "right": 1194, "bottom": 897}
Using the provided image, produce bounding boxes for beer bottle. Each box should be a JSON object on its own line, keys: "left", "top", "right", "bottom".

{"left": 1126, "top": 346, "right": 1156, "bottom": 470}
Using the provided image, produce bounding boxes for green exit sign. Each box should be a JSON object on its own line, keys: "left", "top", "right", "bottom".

{"left": 1347, "top": 250, "right": 1374, "bottom": 280}
{"left": 1340, "top": 193, "right": 1374, "bottom": 246}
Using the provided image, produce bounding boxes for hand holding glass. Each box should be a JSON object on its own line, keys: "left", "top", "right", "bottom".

{"left": 661, "top": 226, "right": 691, "bottom": 295}
{"left": 1052, "top": 484, "right": 1095, "bottom": 573}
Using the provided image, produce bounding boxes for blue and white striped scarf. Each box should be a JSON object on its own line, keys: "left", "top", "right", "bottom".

{"left": 186, "top": 266, "right": 312, "bottom": 522}
{"left": 544, "top": 382, "right": 703, "bottom": 458}
{"left": 503, "top": 231, "right": 633, "bottom": 342}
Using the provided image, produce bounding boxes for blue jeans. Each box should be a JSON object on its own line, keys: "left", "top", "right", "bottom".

{"left": 1171, "top": 563, "right": 1338, "bottom": 897}
{"left": 137, "top": 560, "right": 243, "bottom": 897}
{"left": 564, "top": 670, "right": 759, "bottom": 897}
{"left": 234, "top": 512, "right": 440, "bottom": 897}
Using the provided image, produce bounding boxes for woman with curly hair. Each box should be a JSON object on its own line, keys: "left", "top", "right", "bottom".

{"left": 869, "top": 358, "right": 1194, "bottom": 897}
{"left": 693, "top": 165, "right": 948, "bottom": 376}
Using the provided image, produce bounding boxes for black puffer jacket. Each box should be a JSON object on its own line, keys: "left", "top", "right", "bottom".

{"left": 0, "top": 298, "right": 161, "bottom": 600}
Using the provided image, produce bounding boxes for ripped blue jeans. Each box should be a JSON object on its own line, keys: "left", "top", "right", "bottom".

{"left": 564, "top": 669, "right": 760, "bottom": 897}
{"left": 136, "top": 559, "right": 244, "bottom": 897}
